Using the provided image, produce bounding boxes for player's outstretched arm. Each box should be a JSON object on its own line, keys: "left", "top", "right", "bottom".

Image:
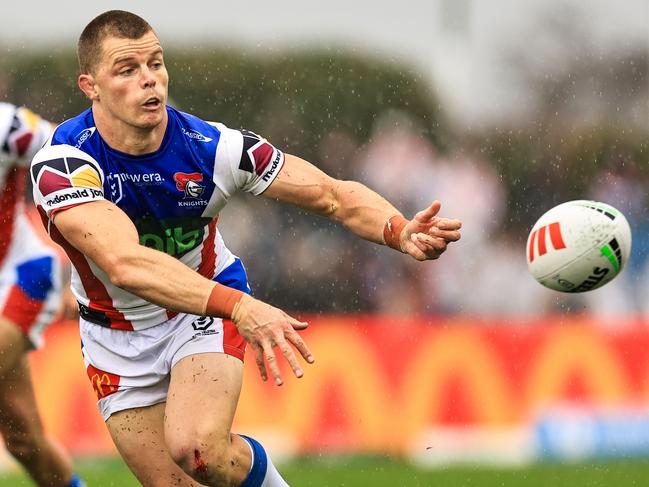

{"left": 263, "top": 154, "right": 462, "bottom": 261}
{"left": 53, "top": 200, "right": 313, "bottom": 384}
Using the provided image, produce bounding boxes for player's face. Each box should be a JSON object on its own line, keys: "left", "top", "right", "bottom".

{"left": 93, "top": 31, "right": 168, "bottom": 129}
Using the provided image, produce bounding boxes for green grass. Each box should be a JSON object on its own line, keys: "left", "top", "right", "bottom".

{"left": 1, "top": 456, "right": 649, "bottom": 486}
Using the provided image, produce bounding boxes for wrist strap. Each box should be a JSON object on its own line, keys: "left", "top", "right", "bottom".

{"left": 383, "top": 215, "right": 408, "bottom": 252}
{"left": 204, "top": 283, "right": 245, "bottom": 318}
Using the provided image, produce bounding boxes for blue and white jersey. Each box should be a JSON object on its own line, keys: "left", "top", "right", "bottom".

{"left": 30, "top": 106, "right": 284, "bottom": 330}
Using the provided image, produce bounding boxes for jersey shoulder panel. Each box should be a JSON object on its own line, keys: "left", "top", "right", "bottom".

{"left": 30, "top": 143, "right": 105, "bottom": 218}
{"left": 48, "top": 109, "right": 98, "bottom": 151}
{"left": 0, "top": 102, "right": 53, "bottom": 166}
{"left": 209, "top": 122, "right": 285, "bottom": 196}
{"left": 171, "top": 107, "right": 221, "bottom": 139}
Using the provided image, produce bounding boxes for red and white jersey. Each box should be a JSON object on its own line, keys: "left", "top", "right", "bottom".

{"left": 0, "top": 103, "right": 61, "bottom": 345}
{"left": 0, "top": 102, "right": 54, "bottom": 267}
{"left": 31, "top": 106, "right": 283, "bottom": 331}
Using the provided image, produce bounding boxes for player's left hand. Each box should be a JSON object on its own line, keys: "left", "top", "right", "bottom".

{"left": 400, "top": 201, "right": 462, "bottom": 261}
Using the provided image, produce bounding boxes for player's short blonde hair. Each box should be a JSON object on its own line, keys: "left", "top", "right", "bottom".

{"left": 78, "top": 10, "right": 155, "bottom": 74}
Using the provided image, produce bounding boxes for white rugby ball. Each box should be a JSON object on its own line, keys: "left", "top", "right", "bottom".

{"left": 526, "top": 200, "right": 632, "bottom": 292}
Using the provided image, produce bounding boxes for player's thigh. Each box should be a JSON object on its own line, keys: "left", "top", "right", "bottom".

{"left": 106, "top": 402, "right": 206, "bottom": 487}
{"left": 165, "top": 352, "right": 244, "bottom": 453}
{"left": 0, "top": 354, "right": 45, "bottom": 440}
{"left": 0, "top": 317, "right": 31, "bottom": 378}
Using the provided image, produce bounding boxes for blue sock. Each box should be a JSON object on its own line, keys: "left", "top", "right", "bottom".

{"left": 240, "top": 435, "right": 269, "bottom": 487}
{"left": 67, "top": 473, "right": 86, "bottom": 487}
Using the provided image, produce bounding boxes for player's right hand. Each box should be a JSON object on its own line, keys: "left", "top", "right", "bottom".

{"left": 232, "top": 294, "right": 315, "bottom": 385}
{"left": 400, "top": 201, "right": 462, "bottom": 261}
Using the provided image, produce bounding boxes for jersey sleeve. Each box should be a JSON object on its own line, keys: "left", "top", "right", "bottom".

{"left": 30, "top": 143, "right": 105, "bottom": 220}
{"left": 0, "top": 105, "right": 53, "bottom": 167}
{"left": 210, "top": 123, "right": 285, "bottom": 196}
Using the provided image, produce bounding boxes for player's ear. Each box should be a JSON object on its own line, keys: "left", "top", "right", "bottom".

{"left": 78, "top": 73, "right": 99, "bottom": 101}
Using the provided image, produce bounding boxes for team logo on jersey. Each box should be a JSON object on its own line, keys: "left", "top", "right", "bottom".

{"left": 31, "top": 156, "right": 104, "bottom": 207}
{"left": 107, "top": 173, "right": 124, "bottom": 204}
{"left": 181, "top": 127, "right": 213, "bottom": 143}
{"left": 174, "top": 172, "right": 205, "bottom": 199}
{"left": 239, "top": 130, "right": 283, "bottom": 182}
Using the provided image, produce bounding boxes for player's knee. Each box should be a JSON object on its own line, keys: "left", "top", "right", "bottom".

{"left": 4, "top": 431, "right": 40, "bottom": 463}
{"left": 168, "top": 435, "right": 234, "bottom": 484}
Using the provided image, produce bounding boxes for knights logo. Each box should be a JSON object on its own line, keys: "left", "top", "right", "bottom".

{"left": 173, "top": 172, "right": 205, "bottom": 199}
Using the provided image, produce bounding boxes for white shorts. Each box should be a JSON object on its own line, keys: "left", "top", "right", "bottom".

{"left": 81, "top": 312, "right": 246, "bottom": 421}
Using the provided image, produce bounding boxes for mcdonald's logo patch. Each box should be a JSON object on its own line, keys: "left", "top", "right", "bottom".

{"left": 528, "top": 222, "right": 567, "bottom": 262}
{"left": 86, "top": 364, "right": 120, "bottom": 400}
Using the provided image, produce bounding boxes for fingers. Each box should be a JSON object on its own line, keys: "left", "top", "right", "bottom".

{"left": 428, "top": 227, "right": 462, "bottom": 242}
{"left": 261, "top": 340, "right": 284, "bottom": 386}
{"left": 404, "top": 233, "right": 448, "bottom": 261}
{"left": 287, "top": 327, "right": 315, "bottom": 364}
{"left": 435, "top": 218, "right": 463, "bottom": 231}
{"left": 290, "top": 319, "right": 309, "bottom": 331}
{"left": 270, "top": 322, "right": 315, "bottom": 384}
{"left": 249, "top": 319, "right": 315, "bottom": 386}
{"left": 252, "top": 344, "right": 268, "bottom": 382}
{"left": 413, "top": 201, "right": 441, "bottom": 224}
{"left": 414, "top": 233, "right": 448, "bottom": 252}
{"left": 277, "top": 338, "right": 302, "bottom": 381}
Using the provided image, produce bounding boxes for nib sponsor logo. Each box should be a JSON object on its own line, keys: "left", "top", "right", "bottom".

{"left": 140, "top": 224, "right": 202, "bottom": 257}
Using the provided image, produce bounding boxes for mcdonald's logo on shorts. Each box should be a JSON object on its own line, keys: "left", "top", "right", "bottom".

{"left": 86, "top": 364, "right": 121, "bottom": 400}
{"left": 528, "top": 222, "right": 567, "bottom": 262}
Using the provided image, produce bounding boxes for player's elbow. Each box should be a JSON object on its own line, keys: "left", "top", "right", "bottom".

{"left": 315, "top": 179, "right": 346, "bottom": 218}
{"left": 103, "top": 252, "right": 142, "bottom": 291}
{"left": 107, "top": 264, "right": 135, "bottom": 290}
{"left": 322, "top": 179, "right": 366, "bottom": 220}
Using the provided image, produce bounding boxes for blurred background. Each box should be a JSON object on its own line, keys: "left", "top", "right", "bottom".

{"left": 2, "top": 0, "right": 649, "bottom": 485}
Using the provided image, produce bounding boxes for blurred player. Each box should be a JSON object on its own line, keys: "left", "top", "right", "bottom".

{"left": 0, "top": 102, "right": 85, "bottom": 486}
{"left": 30, "top": 10, "right": 462, "bottom": 487}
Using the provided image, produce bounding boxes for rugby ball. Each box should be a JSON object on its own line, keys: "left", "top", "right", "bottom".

{"left": 526, "top": 200, "right": 632, "bottom": 292}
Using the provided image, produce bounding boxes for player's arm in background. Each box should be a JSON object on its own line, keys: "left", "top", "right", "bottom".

{"left": 263, "top": 154, "right": 462, "bottom": 260}
{"left": 0, "top": 103, "right": 53, "bottom": 166}
{"left": 0, "top": 104, "right": 78, "bottom": 320}
{"left": 32, "top": 145, "right": 312, "bottom": 385}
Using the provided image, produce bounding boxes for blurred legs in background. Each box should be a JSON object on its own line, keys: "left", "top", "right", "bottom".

{"left": 0, "top": 318, "right": 81, "bottom": 487}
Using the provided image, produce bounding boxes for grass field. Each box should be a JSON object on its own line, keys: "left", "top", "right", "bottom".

{"left": 1, "top": 456, "right": 649, "bottom": 486}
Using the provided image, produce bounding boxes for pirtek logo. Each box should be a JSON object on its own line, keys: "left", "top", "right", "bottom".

{"left": 528, "top": 222, "right": 567, "bottom": 262}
